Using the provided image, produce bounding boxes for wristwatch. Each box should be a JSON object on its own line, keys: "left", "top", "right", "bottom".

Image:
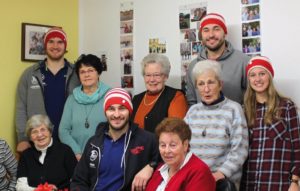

{"left": 149, "top": 161, "right": 158, "bottom": 169}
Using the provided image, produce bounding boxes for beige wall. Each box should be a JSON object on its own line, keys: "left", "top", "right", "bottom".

{"left": 0, "top": 0, "right": 79, "bottom": 151}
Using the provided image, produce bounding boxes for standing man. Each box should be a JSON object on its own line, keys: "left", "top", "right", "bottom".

{"left": 16, "top": 27, "right": 79, "bottom": 152}
{"left": 71, "top": 88, "right": 159, "bottom": 191}
{"left": 186, "top": 13, "right": 250, "bottom": 106}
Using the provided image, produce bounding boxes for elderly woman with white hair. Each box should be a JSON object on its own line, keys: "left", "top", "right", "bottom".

{"left": 16, "top": 114, "right": 77, "bottom": 191}
{"left": 132, "top": 53, "right": 188, "bottom": 133}
{"left": 184, "top": 60, "right": 248, "bottom": 189}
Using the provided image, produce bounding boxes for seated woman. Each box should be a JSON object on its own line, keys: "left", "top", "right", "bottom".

{"left": 241, "top": 56, "right": 300, "bottom": 191}
{"left": 59, "top": 54, "right": 110, "bottom": 161}
{"left": 146, "top": 117, "right": 215, "bottom": 191}
{"left": 132, "top": 53, "right": 188, "bottom": 132}
{"left": 184, "top": 60, "right": 249, "bottom": 189}
{"left": 16, "top": 114, "right": 77, "bottom": 191}
{"left": 0, "top": 139, "right": 17, "bottom": 190}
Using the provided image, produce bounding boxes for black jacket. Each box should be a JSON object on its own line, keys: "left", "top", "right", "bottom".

{"left": 71, "top": 122, "right": 159, "bottom": 191}
{"left": 17, "top": 140, "right": 77, "bottom": 189}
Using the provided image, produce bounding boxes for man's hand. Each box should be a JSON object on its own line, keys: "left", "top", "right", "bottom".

{"left": 131, "top": 165, "right": 154, "bottom": 191}
{"left": 212, "top": 171, "right": 225, "bottom": 182}
{"left": 17, "top": 141, "right": 31, "bottom": 153}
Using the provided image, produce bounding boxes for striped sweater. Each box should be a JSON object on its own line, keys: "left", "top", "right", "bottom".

{"left": 184, "top": 97, "right": 248, "bottom": 185}
{"left": 0, "top": 139, "right": 17, "bottom": 190}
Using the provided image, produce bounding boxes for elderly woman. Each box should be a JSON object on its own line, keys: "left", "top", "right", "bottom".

{"left": 132, "top": 53, "right": 188, "bottom": 132}
{"left": 145, "top": 117, "right": 215, "bottom": 191}
{"left": 59, "top": 54, "right": 110, "bottom": 161}
{"left": 16, "top": 114, "right": 77, "bottom": 191}
{"left": 0, "top": 139, "right": 17, "bottom": 190}
{"left": 240, "top": 56, "right": 300, "bottom": 191}
{"left": 184, "top": 60, "right": 248, "bottom": 188}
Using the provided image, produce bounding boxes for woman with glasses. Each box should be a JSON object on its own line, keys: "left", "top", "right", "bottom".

{"left": 132, "top": 53, "right": 188, "bottom": 133}
{"left": 59, "top": 54, "right": 110, "bottom": 161}
{"left": 184, "top": 60, "right": 248, "bottom": 189}
{"left": 16, "top": 114, "right": 77, "bottom": 191}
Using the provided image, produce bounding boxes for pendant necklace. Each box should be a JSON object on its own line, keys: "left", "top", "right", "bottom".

{"left": 84, "top": 104, "right": 96, "bottom": 128}
{"left": 143, "top": 87, "right": 165, "bottom": 106}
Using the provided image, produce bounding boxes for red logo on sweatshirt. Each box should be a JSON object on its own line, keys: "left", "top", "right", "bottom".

{"left": 130, "top": 146, "right": 144, "bottom": 155}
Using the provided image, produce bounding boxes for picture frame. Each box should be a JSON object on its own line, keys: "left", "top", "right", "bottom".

{"left": 21, "top": 23, "right": 55, "bottom": 62}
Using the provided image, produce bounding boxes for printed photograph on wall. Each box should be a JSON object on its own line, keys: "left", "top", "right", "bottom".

{"left": 241, "top": 1, "right": 261, "bottom": 56}
{"left": 121, "top": 76, "right": 134, "bottom": 88}
{"left": 120, "top": 1, "right": 134, "bottom": 89}
{"left": 242, "top": 21, "right": 260, "bottom": 37}
{"left": 120, "top": 20, "right": 133, "bottom": 34}
{"left": 242, "top": 4, "right": 260, "bottom": 22}
{"left": 21, "top": 23, "right": 55, "bottom": 61}
{"left": 121, "top": 49, "right": 133, "bottom": 75}
{"left": 241, "top": 0, "right": 260, "bottom": 5}
{"left": 191, "top": 7, "right": 206, "bottom": 22}
{"left": 180, "top": 29, "right": 197, "bottom": 42}
{"left": 100, "top": 52, "right": 108, "bottom": 71}
{"left": 179, "top": 2, "right": 207, "bottom": 92}
{"left": 242, "top": 37, "right": 261, "bottom": 55}
{"left": 148, "top": 38, "right": 166, "bottom": 54}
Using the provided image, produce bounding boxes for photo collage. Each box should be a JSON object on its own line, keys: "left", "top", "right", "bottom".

{"left": 120, "top": 2, "right": 134, "bottom": 91}
{"left": 179, "top": 3, "right": 207, "bottom": 92}
{"left": 241, "top": 0, "right": 261, "bottom": 55}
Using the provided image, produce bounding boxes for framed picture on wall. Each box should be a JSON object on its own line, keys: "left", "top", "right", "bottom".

{"left": 21, "top": 23, "right": 55, "bottom": 62}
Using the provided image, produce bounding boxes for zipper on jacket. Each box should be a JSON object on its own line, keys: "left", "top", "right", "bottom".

{"left": 91, "top": 143, "right": 101, "bottom": 191}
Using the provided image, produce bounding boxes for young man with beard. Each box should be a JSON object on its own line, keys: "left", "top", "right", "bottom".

{"left": 186, "top": 13, "right": 250, "bottom": 106}
{"left": 16, "top": 27, "right": 79, "bottom": 152}
{"left": 71, "top": 88, "right": 159, "bottom": 191}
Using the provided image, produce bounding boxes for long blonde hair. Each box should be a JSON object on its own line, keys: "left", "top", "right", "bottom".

{"left": 244, "top": 77, "right": 286, "bottom": 127}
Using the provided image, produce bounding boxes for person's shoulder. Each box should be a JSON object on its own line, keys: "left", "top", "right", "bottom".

{"left": 224, "top": 98, "right": 244, "bottom": 111}
{"left": 132, "top": 123, "right": 155, "bottom": 138}
{"left": 188, "top": 102, "right": 203, "bottom": 111}
{"left": 132, "top": 90, "right": 146, "bottom": 100}
{"left": 21, "top": 62, "right": 41, "bottom": 75}
{"left": 186, "top": 154, "right": 211, "bottom": 172}
{"left": 0, "top": 139, "right": 6, "bottom": 144}
{"left": 279, "top": 97, "right": 297, "bottom": 108}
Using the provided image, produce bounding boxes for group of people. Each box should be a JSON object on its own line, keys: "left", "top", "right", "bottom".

{"left": 0, "top": 12, "right": 299, "bottom": 191}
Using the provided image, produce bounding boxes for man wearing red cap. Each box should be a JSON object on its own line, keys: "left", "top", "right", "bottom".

{"left": 186, "top": 13, "right": 250, "bottom": 106}
{"left": 71, "top": 88, "right": 159, "bottom": 191}
{"left": 15, "top": 27, "right": 79, "bottom": 152}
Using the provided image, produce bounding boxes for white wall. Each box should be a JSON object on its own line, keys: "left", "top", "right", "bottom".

{"left": 79, "top": 0, "right": 300, "bottom": 108}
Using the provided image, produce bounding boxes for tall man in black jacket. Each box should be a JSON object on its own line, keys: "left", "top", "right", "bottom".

{"left": 71, "top": 88, "right": 159, "bottom": 191}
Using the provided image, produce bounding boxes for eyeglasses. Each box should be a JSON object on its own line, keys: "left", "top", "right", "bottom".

{"left": 144, "top": 73, "right": 164, "bottom": 79}
{"left": 79, "top": 68, "right": 96, "bottom": 75}
{"left": 31, "top": 127, "right": 49, "bottom": 136}
{"left": 197, "top": 80, "right": 218, "bottom": 90}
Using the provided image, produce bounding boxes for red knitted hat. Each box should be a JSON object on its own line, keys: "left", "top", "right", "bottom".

{"left": 246, "top": 56, "right": 274, "bottom": 77}
{"left": 44, "top": 27, "right": 67, "bottom": 49}
{"left": 103, "top": 88, "right": 133, "bottom": 114}
{"left": 200, "top": 13, "right": 227, "bottom": 34}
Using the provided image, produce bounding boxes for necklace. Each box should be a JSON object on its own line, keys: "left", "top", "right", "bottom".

{"left": 143, "top": 88, "right": 165, "bottom": 106}
{"left": 84, "top": 104, "right": 96, "bottom": 128}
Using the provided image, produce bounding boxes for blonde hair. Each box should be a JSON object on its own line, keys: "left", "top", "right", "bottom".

{"left": 244, "top": 77, "right": 286, "bottom": 127}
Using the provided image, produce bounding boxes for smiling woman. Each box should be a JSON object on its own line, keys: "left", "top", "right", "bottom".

{"left": 146, "top": 118, "right": 215, "bottom": 191}
{"left": 59, "top": 54, "right": 110, "bottom": 161}
{"left": 16, "top": 114, "right": 77, "bottom": 191}
{"left": 132, "top": 53, "right": 188, "bottom": 133}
